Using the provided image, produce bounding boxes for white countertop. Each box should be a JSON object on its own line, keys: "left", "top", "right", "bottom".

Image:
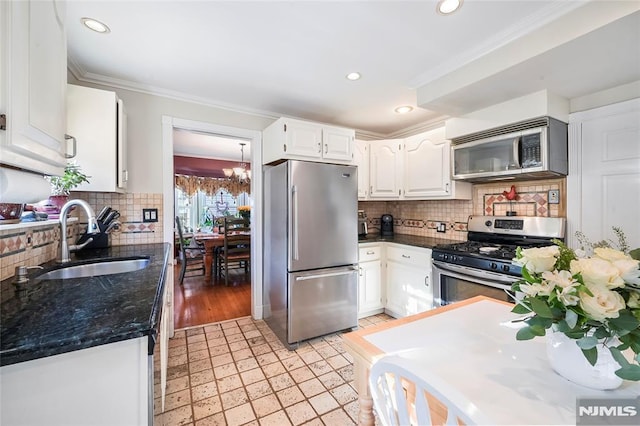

{"left": 364, "top": 299, "right": 640, "bottom": 425}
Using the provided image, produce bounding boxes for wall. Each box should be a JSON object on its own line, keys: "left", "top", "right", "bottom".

{"left": 358, "top": 177, "right": 565, "bottom": 243}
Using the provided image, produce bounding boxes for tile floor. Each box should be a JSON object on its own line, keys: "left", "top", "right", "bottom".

{"left": 153, "top": 313, "right": 393, "bottom": 426}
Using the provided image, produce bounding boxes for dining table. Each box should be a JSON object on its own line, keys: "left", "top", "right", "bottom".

{"left": 343, "top": 296, "right": 640, "bottom": 425}
{"left": 193, "top": 232, "right": 224, "bottom": 282}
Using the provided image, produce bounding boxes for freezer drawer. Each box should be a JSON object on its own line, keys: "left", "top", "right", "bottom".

{"left": 288, "top": 266, "right": 358, "bottom": 343}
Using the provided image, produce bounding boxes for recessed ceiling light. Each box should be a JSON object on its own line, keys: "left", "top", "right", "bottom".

{"left": 395, "top": 106, "right": 414, "bottom": 114}
{"left": 436, "top": 0, "right": 463, "bottom": 15}
{"left": 81, "top": 17, "right": 111, "bottom": 34}
{"left": 346, "top": 72, "right": 361, "bottom": 81}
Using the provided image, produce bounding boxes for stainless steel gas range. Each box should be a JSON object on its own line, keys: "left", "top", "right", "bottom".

{"left": 431, "top": 215, "right": 565, "bottom": 307}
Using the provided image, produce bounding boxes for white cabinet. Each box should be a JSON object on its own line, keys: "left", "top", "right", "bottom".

{"left": 369, "top": 140, "right": 403, "bottom": 199}
{"left": 262, "top": 117, "right": 354, "bottom": 165}
{"left": 354, "top": 140, "right": 369, "bottom": 199}
{"left": 358, "top": 244, "right": 384, "bottom": 318}
{"left": 67, "top": 84, "right": 128, "bottom": 192}
{"left": 0, "top": 0, "right": 68, "bottom": 176}
{"left": 403, "top": 128, "right": 471, "bottom": 199}
{"left": 384, "top": 244, "right": 432, "bottom": 318}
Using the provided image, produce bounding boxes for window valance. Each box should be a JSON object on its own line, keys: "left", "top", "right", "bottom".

{"left": 175, "top": 174, "right": 249, "bottom": 197}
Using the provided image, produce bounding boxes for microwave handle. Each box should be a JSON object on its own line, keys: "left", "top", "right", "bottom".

{"left": 512, "top": 137, "right": 521, "bottom": 169}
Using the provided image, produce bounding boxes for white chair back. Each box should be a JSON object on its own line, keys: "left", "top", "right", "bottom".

{"left": 369, "top": 355, "right": 492, "bottom": 426}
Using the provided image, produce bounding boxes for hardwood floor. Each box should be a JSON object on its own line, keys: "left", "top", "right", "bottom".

{"left": 172, "top": 263, "right": 251, "bottom": 329}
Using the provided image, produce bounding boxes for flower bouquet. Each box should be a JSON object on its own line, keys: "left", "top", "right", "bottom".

{"left": 238, "top": 205, "right": 251, "bottom": 221}
{"left": 511, "top": 228, "right": 640, "bottom": 382}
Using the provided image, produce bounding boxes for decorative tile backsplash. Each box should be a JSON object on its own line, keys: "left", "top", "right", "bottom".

{"left": 0, "top": 192, "right": 163, "bottom": 281}
{"left": 473, "top": 178, "right": 565, "bottom": 218}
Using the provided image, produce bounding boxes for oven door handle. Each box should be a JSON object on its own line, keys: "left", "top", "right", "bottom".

{"left": 432, "top": 261, "right": 518, "bottom": 288}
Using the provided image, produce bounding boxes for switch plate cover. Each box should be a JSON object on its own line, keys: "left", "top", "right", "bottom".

{"left": 143, "top": 208, "right": 158, "bottom": 222}
{"left": 548, "top": 190, "right": 560, "bottom": 204}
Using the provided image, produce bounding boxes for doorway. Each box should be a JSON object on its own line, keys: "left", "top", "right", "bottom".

{"left": 161, "top": 117, "right": 263, "bottom": 335}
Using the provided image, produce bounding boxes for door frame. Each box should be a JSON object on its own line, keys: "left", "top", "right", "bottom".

{"left": 162, "top": 116, "right": 263, "bottom": 336}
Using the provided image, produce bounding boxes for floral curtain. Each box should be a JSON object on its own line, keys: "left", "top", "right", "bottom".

{"left": 175, "top": 174, "right": 249, "bottom": 197}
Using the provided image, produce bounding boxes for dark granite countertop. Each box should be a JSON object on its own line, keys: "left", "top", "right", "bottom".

{"left": 0, "top": 243, "right": 170, "bottom": 367}
{"left": 358, "top": 233, "right": 459, "bottom": 249}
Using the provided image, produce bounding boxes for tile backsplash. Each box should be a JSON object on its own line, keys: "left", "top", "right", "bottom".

{"left": 0, "top": 192, "right": 163, "bottom": 281}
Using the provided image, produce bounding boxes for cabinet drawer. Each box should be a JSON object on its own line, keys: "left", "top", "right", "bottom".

{"left": 359, "top": 245, "right": 381, "bottom": 262}
{"left": 386, "top": 244, "right": 431, "bottom": 268}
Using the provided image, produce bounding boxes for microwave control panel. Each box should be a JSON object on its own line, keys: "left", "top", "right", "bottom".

{"left": 521, "top": 133, "right": 542, "bottom": 168}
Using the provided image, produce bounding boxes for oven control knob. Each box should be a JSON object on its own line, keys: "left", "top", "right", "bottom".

{"left": 502, "top": 265, "right": 510, "bottom": 272}
{"left": 443, "top": 254, "right": 449, "bottom": 261}
{"left": 490, "top": 262, "right": 498, "bottom": 270}
{"left": 485, "top": 220, "right": 492, "bottom": 227}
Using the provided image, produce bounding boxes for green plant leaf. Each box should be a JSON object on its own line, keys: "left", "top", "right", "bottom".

{"left": 593, "top": 327, "right": 611, "bottom": 339}
{"left": 530, "top": 297, "right": 554, "bottom": 319}
{"left": 576, "top": 336, "right": 598, "bottom": 350}
{"left": 609, "top": 347, "right": 631, "bottom": 368}
{"left": 629, "top": 248, "right": 640, "bottom": 260}
{"left": 511, "top": 303, "right": 531, "bottom": 314}
{"left": 527, "top": 316, "right": 553, "bottom": 329}
{"left": 564, "top": 309, "right": 578, "bottom": 329}
{"left": 615, "top": 365, "right": 640, "bottom": 381}
{"left": 516, "top": 325, "right": 546, "bottom": 340}
{"left": 608, "top": 310, "right": 640, "bottom": 332}
{"left": 581, "top": 347, "right": 598, "bottom": 366}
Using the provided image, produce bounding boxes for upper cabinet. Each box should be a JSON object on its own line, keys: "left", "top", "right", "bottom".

{"left": 67, "top": 84, "right": 128, "bottom": 193}
{"left": 262, "top": 117, "right": 354, "bottom": 165}
{"left": 0, "top": 0, "right": 68, "bottom": 176}
{"left": 355, "top": 127, "right": 472, "bottom": 201}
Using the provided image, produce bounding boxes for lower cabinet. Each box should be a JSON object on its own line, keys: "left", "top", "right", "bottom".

{"left": 358, "top": 244, "right": 384, "bottom": 318}
{"left": 384, "top": 244, "right": 433, "bottom": 318}
{"left": 358, "top": 242, "right": 433, "bottom": 320}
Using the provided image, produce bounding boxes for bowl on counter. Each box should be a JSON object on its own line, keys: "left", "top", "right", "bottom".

{"left": 0, "top": 203, "right": 25, "bottom": 224}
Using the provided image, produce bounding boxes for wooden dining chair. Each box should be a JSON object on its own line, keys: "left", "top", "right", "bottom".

{"left": 217, "top": 217, "right": 250, "bottom": 286}
{"left": 175, "top": 216, "right": 205, "bottom": 285}
{"left": 369, "top": 354, "right": 492, "bottom": 426}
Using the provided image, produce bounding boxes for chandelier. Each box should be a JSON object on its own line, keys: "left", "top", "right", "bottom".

{"left": 223, "top": 142, "right": 251, "bottom": 183}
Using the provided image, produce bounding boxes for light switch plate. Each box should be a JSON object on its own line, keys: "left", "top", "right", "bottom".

{"left": 143, "top": 208, "right": 158, "bottom": 222}
{"left": 548, "top": 190, "right": 560, "bottom": 204}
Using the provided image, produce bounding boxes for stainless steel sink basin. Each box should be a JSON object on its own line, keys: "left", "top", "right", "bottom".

{"left": 36, "top": 257, "right": 151, "bottom": 281}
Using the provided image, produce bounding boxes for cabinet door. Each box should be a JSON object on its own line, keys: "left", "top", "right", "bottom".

{"left": 385, "top": 260, "right": 410, "bottom": 318}
{"left": 284, "top": 119, "right": 322, "bottom": 159}
{"left": 0, "top": 0, "right": 67, "bottom": 176}
{"left": 354, "top": 140, "right": 369, "bottom": 199}
{"left": 358, "top": 260, "right": 383, "bottom": 318}
{"left": 370, "top": 140, "right": 402, "bottom": 199}
{"left": 403, "top": 129, "right": 450, "bottom": 198}
{"left": 323, "top": 126, "right": 353, "bottom": 162}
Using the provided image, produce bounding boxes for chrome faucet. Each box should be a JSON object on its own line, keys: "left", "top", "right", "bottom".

{"left": 58, "top": 199, "right": 100, "bottom": 263}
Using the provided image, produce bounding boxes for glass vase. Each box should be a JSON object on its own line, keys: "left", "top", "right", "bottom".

{"left": 546, "top": 329, "right": 623, "bottom": 390}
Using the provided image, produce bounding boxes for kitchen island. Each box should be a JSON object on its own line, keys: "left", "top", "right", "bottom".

{"left": 0, "top": 243, "right": 170, "bottom": 426}
{"left": 344, "top": 296, "right": 640, "bottom": 425}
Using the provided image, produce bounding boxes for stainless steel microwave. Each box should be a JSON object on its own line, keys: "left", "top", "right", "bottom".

{"left": 451, "top": 116, "right": 568, "bottom": 182}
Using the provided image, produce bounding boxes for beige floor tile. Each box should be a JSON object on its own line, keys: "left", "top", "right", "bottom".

{"left": 301, "top": 418, "right": 323, "bottom": 426}
{"left": 321, "top": 408, "right": 356, "bottom": 426}
{"left": 308, "top": 360, "right": 332, "bottom": 377}
{"left": 276, "top": 386, "right": 305, "bottom": 408}
{"left": 224, "top": 402, "right": 256, "bottom": 426}
{"left": 262, "top": 361, "right": 286, "bottom": 378}
{"left": 167, "top": 364, "right": 190, "bottom": 380}
{"left": 289, "top": 366, "right": 315, "bottom": 384}
{"left": 232, "top": 347, "right": 254, "bottom": 361}
{"left": 166, "top": 376, "right": 191, "bottom": 395}
{"left": 213, "top": 362, "right": 238, "bottom": 379}
{"left": 329, "top": 383, "right": 358, "bottom": 405}
{"left": 191, "top": 381, "right": 218, "bottom": 402}
{"left": 221, "top": 321, "right": 240, "bottom": 330}
{"left": 275, "top": 348, "right": 297, "bottom": 361}
{"left": 190, "top": 359, "right": 213, "bottom": 373}
{"left": 192, "top": 395, "right": 223, "bottom": 420}
{"left": 336, "top": 364, "right": 354, "bottom": 382}
{"left": 247, "top": 336, "right": 267, "bottom": 347}
{"left": 211, "top": 353, "right": 234, "bottom": 367}
{"left": 236, "top": 357, "right": 260, "bottom": 372}
{"left": 207, "top": 336, "right": 227, "bottom": 347}
{"left": 256, "top": 352, "right": 279, "bottom": 366}
{"left": 317, "top": 371, "right": 344, "bottom": 390}
{"left": 209, "top": 344, "right": 231, "bottom": 356}
{"left": 162, "top": 404, "right": 193, "bottom": 426}
{"left": 169, "top": 337, "right": 187, "bottom": 348}
{"left": 226, "top": 333, "right": 245, "bottom": 343}
{"left": 326, "top": 354, "right": 350, "bottom": 370}
{"left": 237, "top": 317, "right": 254, "bottom": 326}
{"left": 188, "top": 349, "right": 211, "bottom": 362}
{"left": 251, "top": 393, "right": 282, "bottom": 418}
{"left": 308, "top": 392, "right": 339, "bottom": 415}
{"left": 316, "top": 344, "right": 339, "bottom": 359}
{"left": 285, "top": 401, "right": 317, "bottom": 426}
{"left": 244, "top": 330, "right": 262, "bottom": 339}
{"left": 268, "top": 372, "right": 295, "bottom": 392}
{"left": 298, "top": 350, "right": 322, "bottom": 365}
{"left": 187, "top": 340, "right": 209, "bottom": 353}
{"left": 190, "top": 369, "right": 215, "bottom": 387}
{"left": 229, "top": 340, "right": 250, "bottom": 351}
{"left": 187, "top": 333, "right": 206, "bottom": 344}
{"left": 217, "top": 373, "right": 243, "bottom": 393}
{"left": 220, "top": 387, "right": 250, "bottom": 410}
{"left": 195, "top": 412, "right": 226, "bottom": 426}
{"left": 240, "top": 367, "right": 267, "bottom": 385}
{"left": 168, "top": 353, "right": 188, "bottom": 367}
{"left": 258, "top": 409, "right": 292, "bottom": 426}
{"left": 298, "top": 378, "right": 325, "bottom": 398}
{"left": 281, "top": 355, "right": 305, "bottom": 371}
{"left": 245, "top": 379, "right": 274, "bottom": 401}
{"left": 223, "top": 326, "right": 242, "bottom": 336}
{"left": 165, "top": 388, "right": 192, "bottom": 411}
{"left": 170, "top": 345, "right": 188, "bottom": 356}
{"left": 187, "top": 328, "right": 205, "bottom": 336}
{"left": 251, "top": 343, "right": 273, "bottom": 356}
{"left": 343, "top": 400, "right": 359, "bottom": 422}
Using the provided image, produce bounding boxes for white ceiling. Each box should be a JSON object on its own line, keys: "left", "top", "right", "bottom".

{"left": 66, "top": 0, "right": 640, "bottom": 140}
{"left": 173, "top": 129, "right": 251, "bottom": 161}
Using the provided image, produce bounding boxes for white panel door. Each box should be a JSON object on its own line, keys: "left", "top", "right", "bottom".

{"left": 569, "top": 99, "right": 640, "bottom": 249}
{"left": 370, "top": 140, "right": 402, "bottom": 199}
{"left": 285, "top": 119, "right": 322, "bottom": 159}
{"left": 403, "top": 129, "right": 450, "bottom": 198}
{"left": 353, "top": 140, "right": 369, "bottom": 199}
{"left": 358, "top": 260, "right": 383, "bottom": 317}
{"left": 323, "top": 126, "right": 353, "bottom": 162}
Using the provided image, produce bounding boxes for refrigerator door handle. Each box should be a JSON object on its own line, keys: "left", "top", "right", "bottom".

{"left": 292, "top": 185, "right": 299, "bottom": 260}
{"left": 295, "top": 268, "right": 357, "bottom": 281}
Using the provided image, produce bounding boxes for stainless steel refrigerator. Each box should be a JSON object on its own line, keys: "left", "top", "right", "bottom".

{"left": 264, "top": 160, "right": 358, "bottom": 349}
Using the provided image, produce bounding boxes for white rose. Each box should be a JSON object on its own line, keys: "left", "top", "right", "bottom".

{"left": 579, "top": 284, "right": 626, "bottom": 321}
{"left": 593, "top": 247, "right": 631, "bottom": 262}
{"left": 541, "top": 269, "right": 578, "bottom": 289}
{"left": 570, "top": 257, "right": 625, "bottom": 289}
{"left": 611, "top": 258, "right": 640, "bottom": 286}
{"left": 514, "top": 246, "right": 559, "bottom": 273}
{"left": 558, "top": 286, "right": 580, "bottom": 306}
{"left": 628, "top": 291, "right": 640, "bottom": 309}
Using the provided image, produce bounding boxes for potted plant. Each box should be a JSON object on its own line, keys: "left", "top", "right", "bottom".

{"left": 45, "top": 162, "right": 91, "bottom": 211}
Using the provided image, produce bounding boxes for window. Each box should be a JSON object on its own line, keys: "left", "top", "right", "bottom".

{"left": 175, "top": 187, "right": 250, "bottom": 232}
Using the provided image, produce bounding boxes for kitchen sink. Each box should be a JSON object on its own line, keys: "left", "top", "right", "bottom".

{"left": 36, "top": 257, "right": 151, "bottom": 281}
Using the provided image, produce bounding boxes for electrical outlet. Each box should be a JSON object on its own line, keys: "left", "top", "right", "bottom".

{"left": 548, "top": 190, "right": 560, "bottom": 204}
{"left": 436, "top": 222, "right": 446, "bottom": 233}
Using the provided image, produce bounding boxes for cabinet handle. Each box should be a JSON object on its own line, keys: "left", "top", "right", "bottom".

{"left": 370, "top": 185, "right": 373, "bottom": 195}
{"left": 402, "top": 254, "right": 411, "bottom": 259}
{"left": 366, "top": 251, "right": 375, "bottom": 255}
{"left": 283, "top": 144, "right": 287, "bottom": 152}
{"left": 445, "top": 182, "right": 450, "bottom": 193}
{"left": 324, "top": 143, "right": 328, "bottom": 154}
{"left": 318, "top": 142, "right": 322, "bottom": 153}
{"left": 425, "top": 276, "right": 429, "bottom": 286}
{"left": 359, "top": 267, "right": 363, "bottom": 277}
{"left": 64, "top": 134, "right": 77, "bottom": 159}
